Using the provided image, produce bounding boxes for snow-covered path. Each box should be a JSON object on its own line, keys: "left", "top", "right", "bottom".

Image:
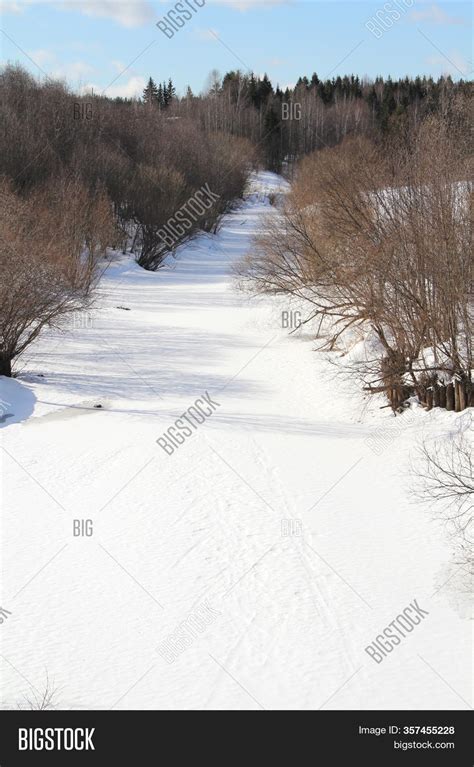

{"left": 1, "top": 172, "right": 471, "bottom": 711}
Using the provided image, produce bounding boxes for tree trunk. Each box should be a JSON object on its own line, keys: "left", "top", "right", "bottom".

{"left": 446, "top": 382, "right": 454, "bottom": 411}
{"left": 468, "top": 383, "right": 474, "bottom": 408}
{"left": 439, "top": 385, "right": 446, "bottom": 409}
{"left": 0, "top": 356, "right": 12, "bottom": 377}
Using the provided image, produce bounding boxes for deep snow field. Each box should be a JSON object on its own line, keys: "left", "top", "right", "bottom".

{"left": 0, "top": 172, "right": 471, "bottom": 711}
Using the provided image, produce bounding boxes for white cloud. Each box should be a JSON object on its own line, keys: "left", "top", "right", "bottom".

{"left": 110, "top": 59, "right": 126, "bottom": 73}
{"left": 24, "top": 46, "right": 142, "bottom": 93}
{"left": 426, "top": 50, "right": 472, "bottom": 76}
{"left": 0, "top": 1, "right": 25, "bottom": 13}
{"left": 1, "top": 0, "right": 156, "bottom": 27}
{"left": 54, "top": 1, "right": 156, "bottom": 27}
{"left": 2, "top": 0, "right": 287, "bottom": 20}
{"left": 410, "top": 3, "right": 469, "bottom": 26}
{"left": 26, "top": 48, "right": 95, "bottom": 82}
{"left": 27, "top": 48, "right": 56, "bottom": 68}
{"left": 81, "top": 74, "right": 146, "bottom": 98}
{"left": 53, "top": 59, "right": 95, "bottom": 79}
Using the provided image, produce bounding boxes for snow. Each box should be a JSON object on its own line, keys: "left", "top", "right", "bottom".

{"left": 0, "top": 171, "right": 471, "bottom": 711}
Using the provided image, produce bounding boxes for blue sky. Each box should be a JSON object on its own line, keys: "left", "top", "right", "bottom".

{"left": 0, "top": 1, "right": 472, "bottom": 97}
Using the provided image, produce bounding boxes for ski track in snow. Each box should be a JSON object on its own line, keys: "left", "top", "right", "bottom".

{"left": 0, "top": 171, "right": 471, "bottom": 711}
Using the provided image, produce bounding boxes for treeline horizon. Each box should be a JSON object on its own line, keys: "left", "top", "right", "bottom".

{"left": 126, "top": 69, "right": 470, "bottom": 170}
{"left": 3, "top": 61, "right": 471, "bottom": 172}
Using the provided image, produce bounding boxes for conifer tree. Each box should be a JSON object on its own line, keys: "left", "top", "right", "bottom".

{"left": 142, "top": 77, "right": 159, "bottom": 107}
{"left": 167, "top": 78, "right": 176, "bottom": 104}
{"left": 162, "top": 81, "right": 169, "bottom": 108}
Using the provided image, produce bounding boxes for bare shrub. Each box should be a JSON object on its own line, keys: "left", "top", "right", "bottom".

{"left": 414, "top": 419, "right": 473, "bottom": 572}
{"left": 0, "top": 66, "right": 254, "bottom": 275}
{"left": 0, "top": 176, "right": 116, "bottom": 376}
{"left": 130, "top": 164, "right": 190, "bottom": 270}
{"left": 20, "top": 673, "right": 60, "bottom": 710}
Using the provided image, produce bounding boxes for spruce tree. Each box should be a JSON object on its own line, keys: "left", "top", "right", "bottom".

{"left": 162, "top": 81, "right": 170, "bottom": 108}
{"left": 166, "top": 78, "right": 176, "bottom": 106}
{"left": 143, "top": 77, "right": 159, "bottom": 107}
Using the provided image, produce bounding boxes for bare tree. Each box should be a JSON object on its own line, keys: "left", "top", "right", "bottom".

{"left": 0, "top": 176, "right": 116, "bottom": 376}
{"left": 414, "top": 418, "right": 473, "bottom": 573}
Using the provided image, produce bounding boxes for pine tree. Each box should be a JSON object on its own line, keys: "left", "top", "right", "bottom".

{"left": 160, "top": 79, "right": 176, "bottom": 109}
{"left": 248, "top": 73, "right": 258, "bottom": 108}
{"left": 143, "top": 77, "right": 159, "bottom": 107}
{"left": 167, "top": 77, "right": 176, "bottom": 105}
{"left": 162, "top": 81, "right": 168, "bottom": 107}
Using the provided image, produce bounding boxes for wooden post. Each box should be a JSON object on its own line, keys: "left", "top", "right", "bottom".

{"left": 426, "top": 389, "right": 433, "bottom": 411}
